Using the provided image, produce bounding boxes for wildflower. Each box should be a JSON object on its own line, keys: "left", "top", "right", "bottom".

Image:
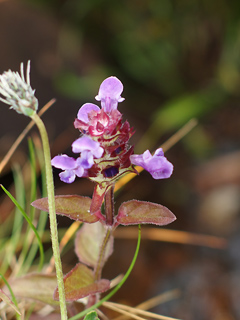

{"left": 130, "top": 148, "right": 173, "bottom": 179}
{"left": 0, "top": 61, "right": 38, "bottom": 116}
{"left": 52, "top": 76, "right": 173, "bottom": 212}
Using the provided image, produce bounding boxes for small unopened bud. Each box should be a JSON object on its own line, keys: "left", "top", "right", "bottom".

{"left": 0, "top": 61, "right": 38, "bottom": 117}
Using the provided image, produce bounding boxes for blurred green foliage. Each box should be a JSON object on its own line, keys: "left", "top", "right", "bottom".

{"left": 27, "top": 0, "right": 240, "bottom": 155}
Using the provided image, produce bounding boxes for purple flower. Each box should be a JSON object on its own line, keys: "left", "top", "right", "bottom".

{"left": 95, "top": 76, "right": 125, "bottom": 112}
{"left": 77, "top": 103, "right": 100, "bottom": 123}
{"left": 130, "top": 148, "right": 173, "bottom": 179}
{"left": 51, "top": 155, "right": 84, "bottom": 183}
{"left": 72, "top": 135, "right": 104, "bottom": 158}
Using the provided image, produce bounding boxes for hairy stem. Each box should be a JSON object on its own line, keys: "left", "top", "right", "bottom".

{"left": 94, "top": 184, "right": 115, "bottom": 279}
{"left": 94, "top": 227, "right": 111, "bottom": 281}
{"left": 105, "top": 185, "right": 114, "bottom": 226}
{"left": 31, "top": 113, "right": 67, "bottom": 320}
{"left": 88, "top": 185, "right": 114, "bottom": 308}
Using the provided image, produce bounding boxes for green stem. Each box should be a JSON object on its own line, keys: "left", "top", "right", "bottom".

{"left": 31, "top": 113, "right": 67, "bottom": 320}
{"left": 69, "top": 225, "right": 141, "bottom": 320}
{"left": 94, "top": 228, "right": 111, "bottom": 281}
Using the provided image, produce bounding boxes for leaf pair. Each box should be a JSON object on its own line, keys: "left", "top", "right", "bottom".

{"left": 32, "top": 195, "right": 176, "bottom": 227}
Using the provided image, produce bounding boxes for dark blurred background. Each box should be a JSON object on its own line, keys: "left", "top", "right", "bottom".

{"left": 1, "top": 0, "right": 240, "bottom": 319}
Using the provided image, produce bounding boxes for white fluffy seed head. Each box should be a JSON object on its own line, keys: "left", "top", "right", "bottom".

{"left": 0, "top": 61, "right": 38, "bottom": 117}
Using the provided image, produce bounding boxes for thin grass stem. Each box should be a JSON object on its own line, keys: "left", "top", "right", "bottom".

{"left": 0, "top": 272, "right": 21, "bottom": 320}
{"left": 0, "top": 185, "right": 45, "bottom": 271}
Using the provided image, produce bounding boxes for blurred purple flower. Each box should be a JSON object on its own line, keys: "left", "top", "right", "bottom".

{"left": 95, "top": 76, "right": 125, "bottom": 112}
{"left": 130, "top": 148, "right": 173, "bottom": 179}
{"left": 72, "top": 135, "right": 104, "bottom": 158}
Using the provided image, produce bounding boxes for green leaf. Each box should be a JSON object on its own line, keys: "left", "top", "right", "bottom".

{"left": 54, "top": 263, "right": 110, "bottom": 301}
{"left": 84, "top": 311, "right": 100, "bottom": 320}
{"left": 32, "top": 195, "right": 99, "bottom": 223}
{"left": 116, "top": 200, "right": 176, "bottom": 226}
{"left": 75, "top": 222, "right": 113, "bottom": 268}
{"left": 7, "top": 274, "right": 58, "bottom": 306}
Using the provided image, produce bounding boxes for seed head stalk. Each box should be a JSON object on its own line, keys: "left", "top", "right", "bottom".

{"left": 31, "top": 113, "right": 67, "bottom": 320}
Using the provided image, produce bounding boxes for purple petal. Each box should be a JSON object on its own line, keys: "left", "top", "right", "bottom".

{"left": 76, "top": 151, "right": 94, "bottom": 169}
{"left": 92, "top": 145, "right": 104, "bottom": 158}
{"left": 148, "top": 157, "right": 173, "bottom": 179}
{"left": 153, "top": 148, "right": 164, "bottom": 157}
{"left": 72, "top": 135, "right": 104, "bottom": 158}
{"left": 95, "top": 76, "right": 124, "bottom": 112}
{"left": 129, "top": 153, "right": 146, "bottom": 168}
{"left": 77, "top": 103, "right": 100, "bottom": 123}
{"left": 59, "top": 170, "right": 76, "bottom": 183}
{"left": 51, "top": 155, "right": 77, "bottom": 170}
{"left": 74, "top": 166, "right": 85, "bottom": 178}
{"left": 130, "top": 149, "right": 173, "bottom": 180}
{"left": 142, "top": 150, "right": 152, "bottom": 161}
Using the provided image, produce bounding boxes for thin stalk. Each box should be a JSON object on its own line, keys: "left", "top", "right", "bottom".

{"left": 21, "top": 139, "right": 48, "bottom": 273}
{"left": 16, "top": 143, "right": 38, "bottom": 275}
{"left": 22, "top": 210, "right": 48, "bottom": 273}
{"left": 91, "top": 185, "right": 114, "bottom": 293}
{"left": 30, "top": 113, "right": 67, "bottom": 320}
{"left": 104, "top": 185, "right": 114, "bottom": 226}
{"left": 69, "top": 225, "right": 141, "bottom": 320}
{"left": 0, "top": 167, "right": 24, "bottom": 275}
{"left": 94, "top": 227, "right": 111, "bottom": 281}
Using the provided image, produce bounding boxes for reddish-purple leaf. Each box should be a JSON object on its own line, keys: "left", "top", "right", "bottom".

{"left": 116, "top": 200, "right": 176, "bottom": 226}
{"left": 54, "top": 263, "right": 110, "bottom": 301}
{"left": 32, "top": 195, "right": 99, "bottom": 223}
{"left": 6, "top": 273, "right": 58, "bottom": 306}
{"left": 75, "top": 222, "right": 114, "bottom": 268}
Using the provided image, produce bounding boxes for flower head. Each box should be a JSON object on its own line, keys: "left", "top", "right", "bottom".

{"left": 0, "top": 61, "right": 38, "bottom": 117}
{"left": 130, "top": 148, "right": 173, "bottom": 179}
{"left": 52, "top": 76, "right": 173, "bottom": 213}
